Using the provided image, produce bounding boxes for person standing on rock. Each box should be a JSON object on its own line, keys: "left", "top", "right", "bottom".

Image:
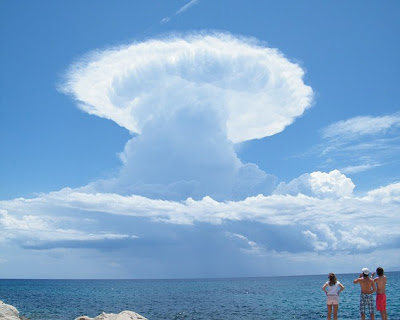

{"left": 353, "top": 268, "right": 376, "bottom": 320}
{"left": 322, "top": 273, "right": 345, "bottom": 320}
{"left": 372, "top": 267, "right": 387, "bottom": 320}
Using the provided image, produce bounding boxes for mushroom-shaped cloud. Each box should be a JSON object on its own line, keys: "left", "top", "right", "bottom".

{"left": 62, "top": 33, "right": 313, "bottom": 143}
{"left": 61, "top": 33, "right": 313, "bottom": 200}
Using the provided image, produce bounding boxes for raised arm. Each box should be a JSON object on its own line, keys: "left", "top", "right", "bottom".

{"left": 371, "top": 279, "right": 376, "bottom": 293}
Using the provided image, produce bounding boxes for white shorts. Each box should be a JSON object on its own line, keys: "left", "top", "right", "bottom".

{"left": 327, "top": 295, "right": 339, "bottom": 305}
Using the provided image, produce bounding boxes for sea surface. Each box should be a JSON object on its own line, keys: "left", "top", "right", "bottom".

{"left": 0, "top": 272, "right": 399, "bottom": 320}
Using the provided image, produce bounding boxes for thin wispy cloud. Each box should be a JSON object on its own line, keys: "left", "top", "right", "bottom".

{"left": 161, "top": 0, "right": 199, "bottom": 24}
{"left": 304, "top": 112, "right": 400, "bottom": 175}
{"left": 322, "top": 113, "right": 400, "bottom": 141}
{"left": 339, "top": 163, "right": 381, "bottom": 174}
{"left": 177, "top": 0, "right": 199, "bottom": 15}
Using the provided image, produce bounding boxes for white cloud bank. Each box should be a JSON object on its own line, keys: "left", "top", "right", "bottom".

{"left": 0, "top": 209, "right": 137, "bottom": 249}
{"left": 1, "top": 175, "right": 400, "bottom": 254}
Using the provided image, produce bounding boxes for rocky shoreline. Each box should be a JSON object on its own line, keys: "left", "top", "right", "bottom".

{"left": 0, "top": 300, "right": 148, "bottom": 320}
{"left": 0, "top": 301, "right": 29, "bottom": 320}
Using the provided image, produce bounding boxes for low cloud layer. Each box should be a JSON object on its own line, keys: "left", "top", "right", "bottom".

{"left": 0, "top": 209, "right": 137, "bottom": 249}
{"left": 1, "top": 177, "right": 399, "bottom": 252}
{"left": 1, "top": 171, "right": 399, "bottom": 276}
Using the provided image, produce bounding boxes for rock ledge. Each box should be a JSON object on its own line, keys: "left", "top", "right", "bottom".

{"left": 0, "top": 300, "right": 148, "bottom": 320}
{"left": 75, "top": 311, "right": 148, "bottom": 320}
{"left": 0, "top": 300, "right": 28, "bottom": 320}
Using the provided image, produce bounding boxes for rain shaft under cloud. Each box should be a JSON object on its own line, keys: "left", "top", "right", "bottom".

{"left": 61, "top": 33, "right": 313, "bottom": 201}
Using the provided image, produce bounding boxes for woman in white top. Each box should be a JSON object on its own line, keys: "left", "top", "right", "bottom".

{"left": 322, "top": 273, "right": 345, "bottom": 320}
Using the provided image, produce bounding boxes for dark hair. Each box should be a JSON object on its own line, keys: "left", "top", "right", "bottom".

{"left": 329, "top": 273, "right": 337, "bottom": 286}
{"left": 377, "top": 267, "right": 384, "bottom": 276}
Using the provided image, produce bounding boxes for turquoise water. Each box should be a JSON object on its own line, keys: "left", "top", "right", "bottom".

{"left": 0, "top": 273, "right": 399, "bottom": 319}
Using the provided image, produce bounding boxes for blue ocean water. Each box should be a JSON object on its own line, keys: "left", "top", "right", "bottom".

{"left": 0, "top": 272, "right": 399, "bottom": 320}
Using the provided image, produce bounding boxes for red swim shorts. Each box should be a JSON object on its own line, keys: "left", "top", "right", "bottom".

{"left": 376, "top": 293, "right": 386, "bottom": 311}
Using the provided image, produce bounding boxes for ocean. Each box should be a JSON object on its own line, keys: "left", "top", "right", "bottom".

{"left": 0, "top": 272, "right": 399, "bottom": 320}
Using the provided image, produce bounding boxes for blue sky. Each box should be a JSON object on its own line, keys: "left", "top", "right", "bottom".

{"left": 1, "top": 0, "right": 400, "bottom": 279}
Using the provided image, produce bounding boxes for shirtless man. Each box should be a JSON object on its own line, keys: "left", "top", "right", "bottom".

{"left": 353, "top": 268, "right": 376, "bottom": 320}
{"left": 372, "top": 267, "right": 387, "bottom": 320}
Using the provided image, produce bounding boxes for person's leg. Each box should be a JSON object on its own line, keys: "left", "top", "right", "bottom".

{"left": 327, "top": 304, "right": 332, "bottom": 320}
{"left": 376, "top": 294, "right": 386, "bottom": 320}
{"left": 370, "top": 313, "right": 375, "bottom": 320}
{"left": 381, "top": 294, "right": 388, "bottom": 320}
{"left": 332, "top": 304, "right": 338, "bottom": 320}
{"left": 368, "top": 295, "right": 375, "bottom": 320}
{"left": 360, "top": 294, "right": 366, "bottom": 320}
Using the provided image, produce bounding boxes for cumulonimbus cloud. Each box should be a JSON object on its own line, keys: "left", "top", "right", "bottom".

{"left": 61, "top": 33, "right": 313, "bottom": 144}
{"left": 22, "top": 33, "right": 399, "bottom": 263}
{"left": 59, "top": 33, "right": 314, "bottom": 201}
